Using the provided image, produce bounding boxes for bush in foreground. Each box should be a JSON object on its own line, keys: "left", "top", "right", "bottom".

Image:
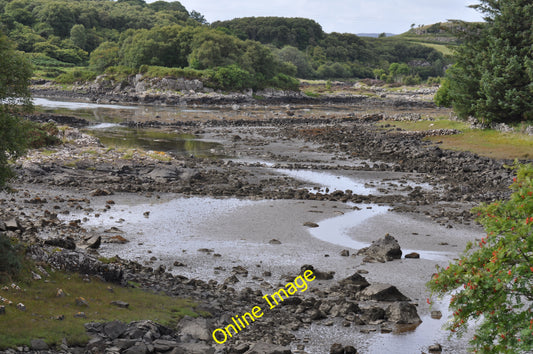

{"left": 428, "top": 163, "right": 533, "bottom": 352}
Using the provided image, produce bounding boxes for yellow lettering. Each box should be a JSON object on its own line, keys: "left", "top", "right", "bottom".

{"left": 303, "top": 269, "right": 316, "bottom": 282}
{"left": 224, "top": 324, "right": 238, "bottom": 337}
{"left": 263, "top": 294, "right": 275, "bottom": 309}
{"left": 285, "top": 281, "right": 298, "bottom": 295}
{"left": 212, "top": 328, "right": 227, "bottom": 344}
{"left": 252, "top": 306, "right": 264, "bottom": 318}
{"left": 271, "top": 288, "right": 289, "bottom": 305}
{"left": 242, "top": 312, "right": 254, "bottom": 325}
{"left": 293, "top": 275, "right": 308, "bottom": 292}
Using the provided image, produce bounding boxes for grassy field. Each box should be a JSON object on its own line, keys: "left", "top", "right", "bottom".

{"left": 0, "top": 269, "right": 201, "bottom": 349}
{"left": 381, "top": 117, "right": 533, "bottom": 160}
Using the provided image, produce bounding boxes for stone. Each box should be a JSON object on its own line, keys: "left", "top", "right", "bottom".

{"left": 90, "top": 189, "right": 113, "bottom": 197}
{"left": 330, "top": 343, "right": 344, "bottom": 354}
{"left": 123, "top": 342, "right": 148, "bottom": 354}
{"left": 86, "top": 236, "right": 101, "bottom": 249}
{"left": 340, "top": 249, "right": 350, "bottom": 257}
{"left": 303, "top": 221, "right": 319, "bottom": 228}
{"left": 405, "top": 252, "right": 420, "bottom": 259}
{"left": 243, "top": 342, "right": 292, "bottom": 354}
{"left": 358, "top": 284, "right": 410, "bottom": 302}
{"left": 75, "top": 297, "right": 89, "bottom": 307}
{"left": 31, "top": 271, "right": 42, "bottom": 280}
{"left": 56, "top": 289, "right": 66, "bottom": 297}
{"left": 0, "top": 306, "right": 5, "bottom": 315}
{"left": 104, "top": 320, "right": 128, "bottom": 339}
{"left": 74, "top": 312, "right": 87, "bottom": 318}
{"left": 86, "top": 337, "right": 105, "bottom": 352}
{"left": 339, "top": 273, "right": 370, "bottom": 292}
{"left": 428, "top": 343, "right": 443, "bottom": 352}
{"left": 232, "top": 265, "right": 249, "bottom": 276}
{"left": 30, "top": 339, "right": 48, "bottom": 351}
{"left": 173, "top": 261, "right": 186, "bottom": 267}
{"left": 16, "top": 303, "right": 26, "bottom": 311}
{"left": 386, "top": 302, "right": 422, "bottom": 324}
{"left": 431, "top": 310, "right": 443, "bottom": 319}
{"left": 5, "top": 218, "right": 20, "bottom": 231}
{"left": 300, "top": 264, "right": 334, "bottom": 280}
{"left": 108, "top": 235, "right": 130, "bottom": 244}
{"left": 171, "top": 343, "right": 215, "bottom": 354}
{"left": 357, "top": 233, "right": 402, "bottom": 262}
{"left": 44, "top": 237, "right": 76, "bottom": 250}
{"left": 176, "top": 316, "right": 211, "bottom": 341}
{"left": 269, "top": 239, "right": 282, "bottom": 245}
{"left": 111, "top": 300, "right": 130, "bottom": 308}
{"left": 232, "top": 343, "right": 250, "bottom": 353}
{"left": 153, "top": 339, "right": 179, "bottom": 351}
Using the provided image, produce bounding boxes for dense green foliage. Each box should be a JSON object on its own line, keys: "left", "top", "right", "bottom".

{"left": 212, "top": 17, "right": 451, "bottom": 80}
{"left": 428, "top": 163, "right": 533, "bottom": 353}
{"left": 440, "top": 1, "right": 533, "bottom": 123}
{"left": 0, "top": 30, "right": 32, "bottom": 187}
{"left": 0, "top": 233, "right": 22, "bottom": 282}
{"left": 0, "top": 0, "right": 452, "bottom": 88}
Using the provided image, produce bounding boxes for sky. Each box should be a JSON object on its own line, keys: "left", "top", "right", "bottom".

{"left": 170, "top": 0, "right": 484, "bottom": 34}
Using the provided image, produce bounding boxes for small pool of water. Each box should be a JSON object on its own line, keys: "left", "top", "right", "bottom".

{"left": 86, "top": 125, "right": 226, "bottom": 158}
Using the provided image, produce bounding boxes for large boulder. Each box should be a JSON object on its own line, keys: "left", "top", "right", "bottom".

{"left": 339, "top": 273, "right": 370, "bottom": 292}
{"left": 386, "top": 302, "right": 422, "bottom": 324}
{"left": 357, "top": 234, "right": 402, "bottom": 262}
{"left": 358, "top": 284, "right": 410, "bottom": 302}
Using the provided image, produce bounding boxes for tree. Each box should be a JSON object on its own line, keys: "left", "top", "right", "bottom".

{"left": 89, "top": 41, "right": 120, "bottom": 72}
{"left": 0, "top": 31, "right": 32, "bottom": 187}
{"left": 447, "top": 1, "right": 533, "bottom": 123}
{"left": 428, "top": 163, "right": 533, "bottom": 353}
{"left": 70, "top": 24, "right": 87, "bottom": 50}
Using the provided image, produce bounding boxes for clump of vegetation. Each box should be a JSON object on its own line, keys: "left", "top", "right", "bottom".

{"left": 0, "top": 234, "right": 23, "bottom": 283}
{"left": 23, "top": 121, "right": 61, "bottom": 149}
{"left": 0, "top": 268, "right": 201, "bottom": 349}
{"left": 428, "top": 163, "right": 533, "bottom": 353}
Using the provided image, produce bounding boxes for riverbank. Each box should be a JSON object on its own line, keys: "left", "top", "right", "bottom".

{"left": 1, "top": 96, "right": 529, "bottom": 353}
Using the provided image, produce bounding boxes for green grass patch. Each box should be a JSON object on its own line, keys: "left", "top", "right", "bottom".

{"left": 381, "top": 117, "right": 533, "bottom": 160}
{"left": 0, "top": 270, "right": 199, "bottom": 350}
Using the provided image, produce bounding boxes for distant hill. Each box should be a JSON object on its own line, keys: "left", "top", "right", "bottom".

{"left": 357, "top": 33, "right": 396, "bottom": 38}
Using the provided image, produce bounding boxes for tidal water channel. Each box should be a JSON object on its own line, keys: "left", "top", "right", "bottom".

{"left": 37, "top": 97, "right": 478, "bottom": 353}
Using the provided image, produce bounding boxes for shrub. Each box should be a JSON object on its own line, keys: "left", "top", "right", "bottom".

{"left": 55, "top": 69, "right": 96, "bottom": 84}
{"left": 428, "top": 163, "right": 533, "bottom": 352}
{"left": 23, "top": 121, "right": 61, "bottom": 149}
{"left": 0, "top": 233, "right": 22, "bottom": 282}
{"left": 434, "top": 78, "right": 452, "bottom": 108}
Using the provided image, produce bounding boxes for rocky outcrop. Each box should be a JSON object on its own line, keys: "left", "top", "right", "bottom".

{"left": 357, "top": 234, "right": 402, "bottom": 262}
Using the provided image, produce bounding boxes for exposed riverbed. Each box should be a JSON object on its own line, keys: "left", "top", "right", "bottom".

{"left": 4, "top": 96, "right": 511, "bottom": 353}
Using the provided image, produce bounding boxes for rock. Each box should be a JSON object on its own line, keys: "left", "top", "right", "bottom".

{"left": 269, "top": 239, "right": 282, "bottom": 245}
{"left": 232, "top": 265, "right": 249, "bottom": 276}
{"left": 198, "top": 248, "right": 214, "bottom": 253}
{"left": 44, "top": 237, "right": 76, "bottom": 250}
{"left": 173, "top": 261, "right": 186, "bottom": 267}
{"left": 86, "top": 236, "right": 101, "bottom": 249}
{"left": 431, "top": 310, "right": 443, "bottom": 319}
{"left": 428, "top": 343, "right": 443, "bottom": 352}
{"left": 0, "top": 305, "right": 4, "bottom": 315}
{"left": 386, "top": 302, "right": 422, "bottom": 324}
{"left": 111, "top": 300, "right": 130, "bottom": 308}
{"left": 358, "top": 284, "right": 410, "bottom": 302}
{"left": 75, "top": 297, "right": 89, "bottom": 307}
{"left": 31, "top": 271, "right": 42, "bottom": 280}
{"left": 244, "top": 342, "right": 292, "bottom": 354}
{"left": 16, "top": 303, "right": 26, "bottom": 311}
{"left": 86, "top": 337, "right": 105, "bottom": 352}
{"left": 303, "top": 222, "right": 319, "bottom": 228}
{"left": 232, "top": 343, "right": 250, "bottom": 353}
{"left": 5, "top": 218, "right": 20, "bottom": 231}
{"left": 404, "top": 252, "right": 420, "bottom": 259}
{"left": 339, "top": 273, "right": 370, "bottom": 292}
{"left": 176, "top": 316, "right": 212, "bottom": 341}
{"left": 357, "top": 233, "right": 402, "bottom": 262}
{"left": 107, "top": 235, "right": 129, "bottom": 244}
{"left": 153, "top": 339, "right": 179, "bottom": 351}
{"left": 104, "top": 320, "right": 128, "bottom": 339}
{"left": 123, "top": 342, "right": 148, "bottom": 354}
{"left": 340, "top": 249, "right": 350, "bottom": 257}
{"left": 56, "top": 289, "right": 66, "bottom": 297}
{"left": 74, "top": 312, "right": 87, "bottom": 318}
{"left": 90, "top": 189, "right": 114, "bottom": 196}
{"left": 300, "top": 264, "right": 334, "bottom": 280}
{"left": 171, "top": 342, "right": 215, "bottom": 354}
{"left": 330, "top": 343, "right": 344, "bottom": 354}
{"left": 30, "top": 339, "right": 48, "bottom": 351}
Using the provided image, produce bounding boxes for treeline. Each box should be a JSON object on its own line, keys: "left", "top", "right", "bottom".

{"left": 0, "top": 0, "right": 450, "bottom": 91}
{"left": 212, "top": 17, "right": 451, "bottom": 81}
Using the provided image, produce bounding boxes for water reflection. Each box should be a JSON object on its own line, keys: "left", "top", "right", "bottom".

{"left": 86, "top": 126, "right": 225, "bottom": 158}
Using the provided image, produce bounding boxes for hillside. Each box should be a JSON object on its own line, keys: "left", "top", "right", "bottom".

{"left": 0, "top": 0, "right": 457, "bottom": 89}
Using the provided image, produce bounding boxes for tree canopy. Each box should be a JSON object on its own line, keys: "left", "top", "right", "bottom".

{"left": 442, "top": 0, "right": 533, "bottom": 123}
{"left": 0, "top": 30, "right": 33, "bottom": 186}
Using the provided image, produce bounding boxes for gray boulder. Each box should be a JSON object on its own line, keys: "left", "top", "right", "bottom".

{"left": 357, "top": 234, "right": 402, "bottom": 262}
{"left": 358, "top": 284, "right": 410, "bottom": 302}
